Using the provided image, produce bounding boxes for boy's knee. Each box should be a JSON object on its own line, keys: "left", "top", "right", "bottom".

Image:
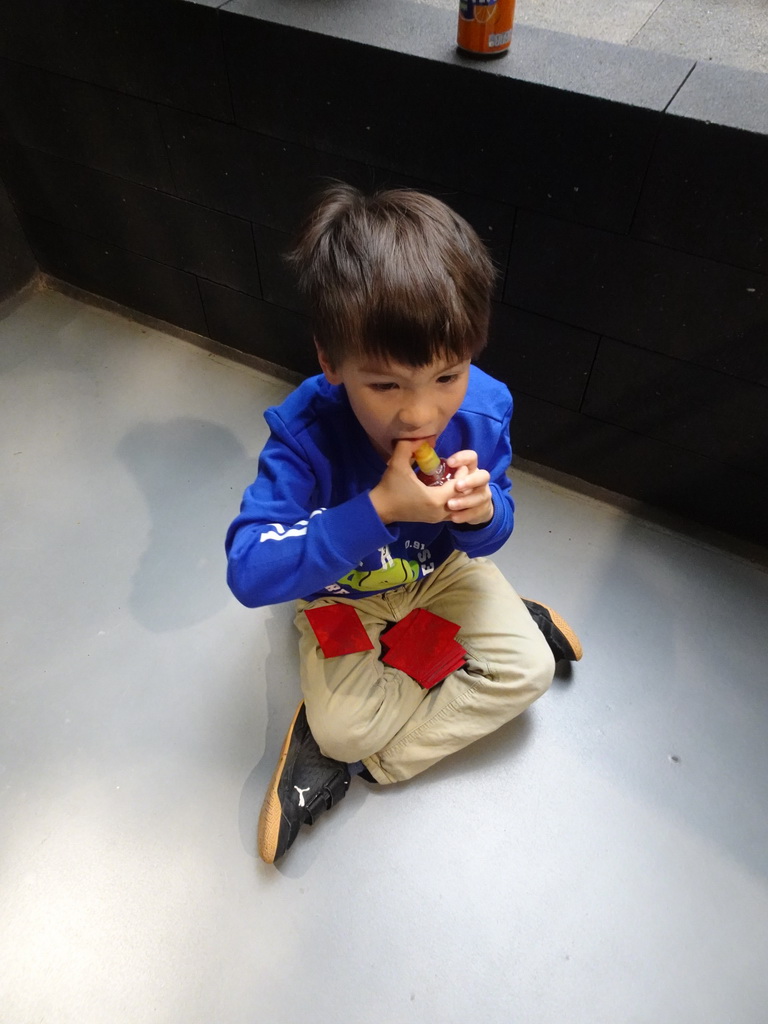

{"left": 306, "top": 708, "right": 378, "bottom": 764}
{"left": 499, "top": 630, "right": 554, "bottom": 703}
{"left": 527, "top": 632, "right": 556, "bottom": 697}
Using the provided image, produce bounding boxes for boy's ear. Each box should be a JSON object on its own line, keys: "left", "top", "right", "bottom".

{"left": 315, "top": 341, "right": 342, "bottom": 384}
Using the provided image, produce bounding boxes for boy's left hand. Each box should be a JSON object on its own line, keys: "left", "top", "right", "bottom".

{"left": 445, "top": 451, "right": 494, "bottom": 526}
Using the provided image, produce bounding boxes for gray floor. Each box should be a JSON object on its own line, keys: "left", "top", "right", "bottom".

{"left": 421, "top": 0, "right": 768, "bottom": 74}
{"left": 2, "top": 284, "right": 768, "bottom": 1023}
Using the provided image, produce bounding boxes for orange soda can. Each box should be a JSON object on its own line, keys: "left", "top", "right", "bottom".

{"left": 457, "top": 0, "right": 515, "bottom": 57}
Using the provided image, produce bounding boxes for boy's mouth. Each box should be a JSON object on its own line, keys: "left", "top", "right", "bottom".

{"left": 392, "top": 434, "right": 437, "bottom": 450}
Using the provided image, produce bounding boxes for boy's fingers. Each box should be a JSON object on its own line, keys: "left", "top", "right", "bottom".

{"left": 446, "top": 449, "right": 478, "bottom": 470}
{"left": 388, "top": 439, "right": 420, "bottom": 467}
{"left": 452, "top": 465, "right": 470, "bottom": 489}
{"left": 456, "top": 469, "right": 490, "bottom": 492}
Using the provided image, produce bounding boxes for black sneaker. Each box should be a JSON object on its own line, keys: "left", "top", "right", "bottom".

{"left": 523, "top": 599, "right": 583, "bottom": 662}
{"left": 258, "top": 702, "right": 351, "bottom": 863}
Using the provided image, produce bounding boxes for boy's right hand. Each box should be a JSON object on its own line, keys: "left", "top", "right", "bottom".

{"left": 369, "top": 440, "right": 455, "bottom": 525}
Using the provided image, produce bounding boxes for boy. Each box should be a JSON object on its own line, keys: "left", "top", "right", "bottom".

{"left": 226, "top": 184, "right": 581, "bottom": 863}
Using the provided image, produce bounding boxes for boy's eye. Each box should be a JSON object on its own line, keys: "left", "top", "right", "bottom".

{"left": 437, "top": 373, "right": 459, "bottom": 384}
{"left": 369, "top": 382, "right": 398, "bottom": 392}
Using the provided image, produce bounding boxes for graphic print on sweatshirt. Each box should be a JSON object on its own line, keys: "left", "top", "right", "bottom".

{"left": 327, "top": 540, "right": 443, "bottom": 597}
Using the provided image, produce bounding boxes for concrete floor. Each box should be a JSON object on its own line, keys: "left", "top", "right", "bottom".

{"left": 421, "top": 0, "right": 768, "bottom": 74}
{"left": 2, "top": 284, "right": 768, "bottom": 1023}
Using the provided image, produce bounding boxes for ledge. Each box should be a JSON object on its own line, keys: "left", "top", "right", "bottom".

{"left": 220, "top": 0, "right": 695, "bottom": 111}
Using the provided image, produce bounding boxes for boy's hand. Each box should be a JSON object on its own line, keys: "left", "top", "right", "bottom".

{"left": 445, "top": 450, "right": 494, "bottom": 526}
{"left": 369, "top": 440, "right": 456, "bottom": 525}
{"left": 369, "top": 443, "right": 493, "bottom": 526}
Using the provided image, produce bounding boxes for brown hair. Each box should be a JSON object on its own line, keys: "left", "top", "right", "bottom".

{"left": 286, "top": 183, "right": 495, "bottom": 369}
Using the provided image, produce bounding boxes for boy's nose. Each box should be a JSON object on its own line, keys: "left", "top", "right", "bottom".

{"left": 398, "top": 403, "right": 434, "bottom": 433}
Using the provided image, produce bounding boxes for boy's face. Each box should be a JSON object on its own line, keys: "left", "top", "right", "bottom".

{"left": 318, "top": 349, "right": 471, "bottom": 462}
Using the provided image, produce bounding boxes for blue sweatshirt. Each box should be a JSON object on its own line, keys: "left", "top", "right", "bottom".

{"left": 225, "top": 365, "right": 514, "bottom": 608}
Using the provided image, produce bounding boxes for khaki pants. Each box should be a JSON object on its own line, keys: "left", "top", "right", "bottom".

{"left": 295, "top": 551, "right": 555, "bottom": 784}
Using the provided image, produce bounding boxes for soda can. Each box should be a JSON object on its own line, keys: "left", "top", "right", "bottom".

{"left": 457, "top": 0, "right": 515, "bottom": 57}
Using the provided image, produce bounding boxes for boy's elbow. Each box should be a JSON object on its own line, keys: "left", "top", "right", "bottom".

{"left": 227, "top": 562, "right": 265, "bottom": 608}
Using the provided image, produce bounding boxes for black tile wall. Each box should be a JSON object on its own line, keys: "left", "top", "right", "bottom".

{"left": 511, "top": 393, "right": 768, "bottom": 544}
{"left": 221, "top": 13, "right": 661, "bottom": 233}
{"left": 632, "top": 117, "right": 768, "bottom": 275}
{"left": 159, "top": 107, "right": 371, "bottom": 231}
{"left": 1, "top": 145, "right": 260, "bottom": 296}
{"left": 199, "top": 279, "right": 313, "bottom": 375}
{"left": 0, "top": 0, "right": 232, "bottom": 121}
{"left": 480, "top": 303, "right": 599, "bottom": 411}
{"left": 23, "top": 215, "right": 208, "bottom": 336}
{"left": 582, "top": 339, "right": 768, "bottom": 478}
{"left": 251, "top": 223, "right": 303, "bottom": 313}
{"left": 507, "top": 210, "right": 768, "bottom": 386}
{"left": 0, "top": 59, "right": 173, "bottom": 191}
{"left": 0, "top": 176, "right": 36, "bottom": 301}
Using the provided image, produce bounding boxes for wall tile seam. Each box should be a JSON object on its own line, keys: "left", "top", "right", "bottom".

{"left": 577, "top": 334, "right": 605, "bottom": 415}
{"left": 626, "top": 96, "right": 670, "bottom": 239}
{"left": 193, "top": 273, "right": 213, "bottom": 341}
{"left": 627, "top": 228, "right": 768, "bottom": 279}
{"left": 576, "top": 411, "right": 768, "bottom": 483}
{"left": 2, "top": 139, "right": 282, "bottom": 237}
{"left": 209, "top": 5, "right": 237, "bottom": 125}
{"left": 247, "top": 222, "right": 265, "bottom": 302}
{"left": 507, "top": 202, "right": 768, "bottom": 282}
{"left": 661, "top": 61, "right": 697, "bottom": 114}
{"left": 17, "top": 211, "right": 266, "bottom": 299}
{"left": 0, "top": 53, "right": 237, "bottom": 127}
{"left": 494, "top": 207, "right": 517, "bottom": 307}
{"left": 581, "top": 330, "right": 768, "bottom": 384}
{"left": 579, "top": 327, "right": 768, "bottom": 394}
{"left": 491, "top": 301, "right": 602, "bottom": 350}
{"left": 198, "top": 275, "right": 311, "bottom": 326}
{"left": 514, "top": 395, "right": 768, "bottom": 485}
{"left": 11, "top": 195, "right": 313, "bottom": 322}
{"left": 502, "top": 295, "right": 768, "bottom": 392}
{"left": 153, "top": 100, "right": 181, "bottom": 200}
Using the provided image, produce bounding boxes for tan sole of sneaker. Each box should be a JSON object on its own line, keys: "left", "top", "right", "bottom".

{"left": 544, "top": 602, "right": 583, "bottom": 661}
{"left": 257, "top": 701, "right": 305, "bottom": 864}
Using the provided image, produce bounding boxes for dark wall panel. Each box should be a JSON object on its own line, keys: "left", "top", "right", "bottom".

{"left": 159, "top": 107, "right": 371, "bottom": 230}
{"left": 0, "top": 176, "right": 36, "bottom": 301}
{"left": 251, "top": 223, "right": 302, "bottom": 313}
{"left": 0, "top": 0, "right": 232, "bottom": 121}
{"left": 0, "top": 59, "right": 173, "bottom": 191}
{"left": 507, "top": 210, "right": 768, "bottom": 385}
{"left": 512, "top": 393, "right": 768, "bottom": 543}
{"left": 481, "top": 303, "right": 599, "bottom": 411}
{"left": 633, "top": 118, "right": 768, "bottom": 275}
{"left": 23, "top": 215, "right": 208, "bottom": 335}
{"left": 199, "top": 279, "right": 313, "bottom": 375}
{"left": 582, "top": 338, "right": 768, "bottom": 478}
{"left": 1, "top": 145, "right": 260, "bottom": 296}
{"left": 221, "top": 13, "right": 662, "bottom": 234}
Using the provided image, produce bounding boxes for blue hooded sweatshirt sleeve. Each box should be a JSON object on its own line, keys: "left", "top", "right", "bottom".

{"left": 225, "top": 367, "right": 515, "bottom": 608}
